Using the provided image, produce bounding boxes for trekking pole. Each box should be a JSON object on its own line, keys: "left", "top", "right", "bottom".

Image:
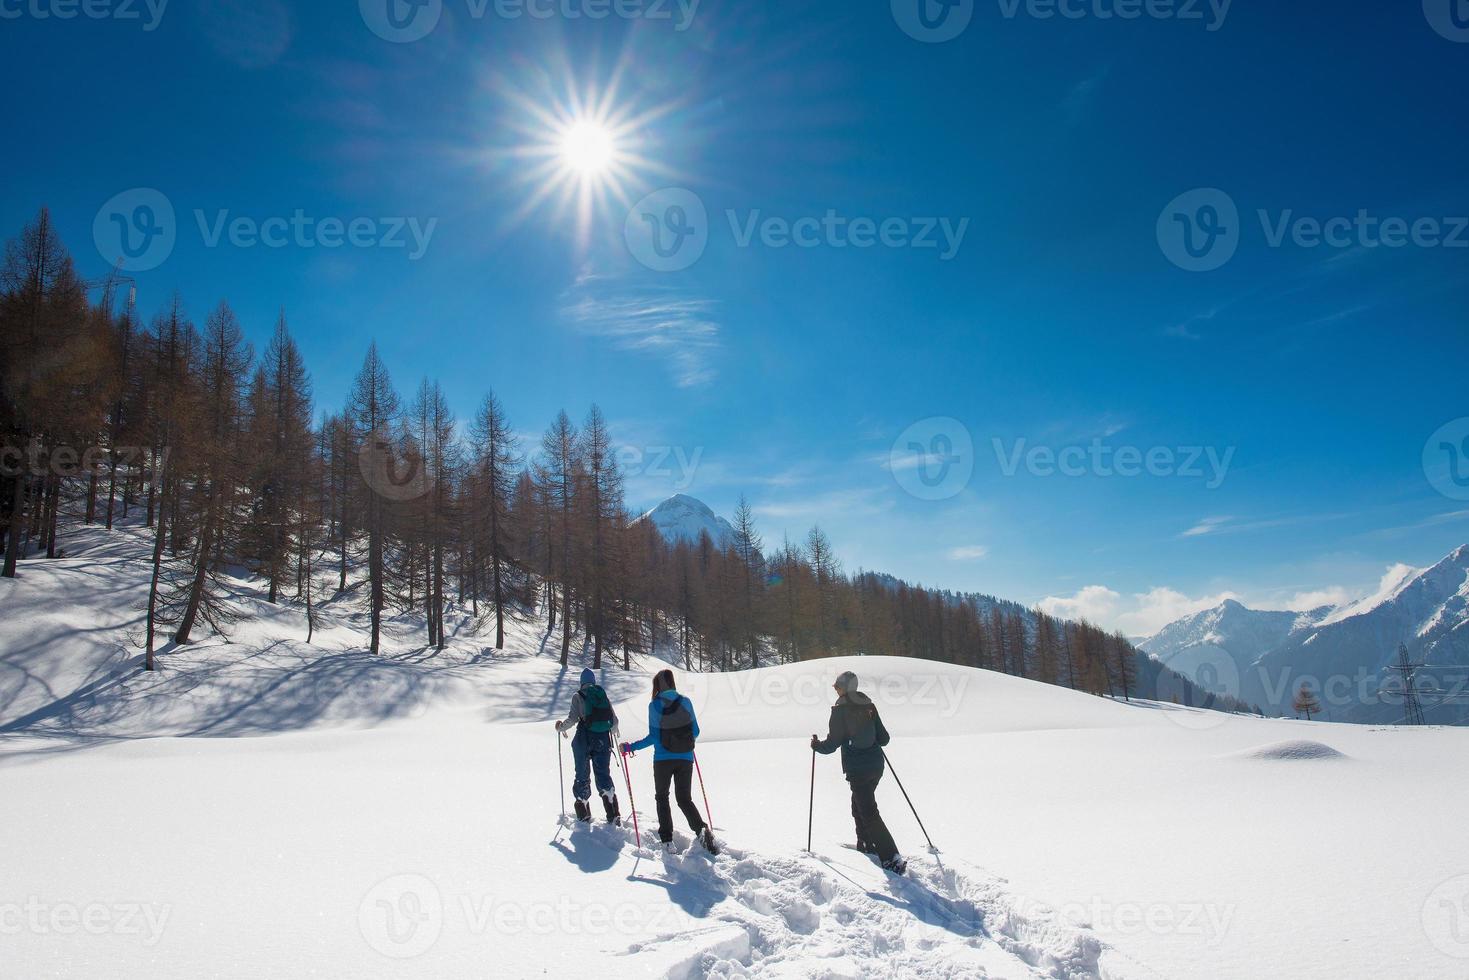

{"left": 881, "top": 749, "right": 936, "bottom": 852}
{"left": 618, "top": 747, "right": 642, "bottom": 849}
{"left": 557, "top": 729, "right": 566, "bottom": 823}
{"left": 693, "top": 752, "right": 714, "bottom": 830}
{"left": 806, "top": 748, "right": 816, "bottom": 853}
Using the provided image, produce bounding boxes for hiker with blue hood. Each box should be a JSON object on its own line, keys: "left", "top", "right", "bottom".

{"left": 812, "top": 670, "right": 906, "bottom": 874}
{"left": 555, "top": 668, "right": 621, "bottom": 825}
{"left": 621, "top": 669, "right": 719, "bottom": 855}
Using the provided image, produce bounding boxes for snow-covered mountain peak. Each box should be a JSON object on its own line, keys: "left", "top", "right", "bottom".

{"left": 639, "top": 493, "right": 736, "bottom": 549}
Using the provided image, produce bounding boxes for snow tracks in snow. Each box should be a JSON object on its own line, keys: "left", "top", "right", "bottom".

{"left": 561, "top": 822, "right": 1152, "bottom": 980}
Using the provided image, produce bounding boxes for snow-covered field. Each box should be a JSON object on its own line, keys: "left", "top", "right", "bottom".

{"left": 3, "top": 524, "right": 1466, "bottom": 978}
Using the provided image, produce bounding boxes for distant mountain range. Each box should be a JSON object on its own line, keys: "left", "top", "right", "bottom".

{"left": 1140, "top": 545, "right": 1469, "bottom": 723}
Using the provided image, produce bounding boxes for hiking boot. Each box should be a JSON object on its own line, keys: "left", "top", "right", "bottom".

{"left": 882, "top": 855, "right": 907, "bottom": 876}
{"left": 574, "top": 799, "right": 592, "bottom": 823}
{"left": 601, "top": 792, "right": 621, "bottom": 826}
{"left": 699, "top": 827, "right": 721, "bottom": 856}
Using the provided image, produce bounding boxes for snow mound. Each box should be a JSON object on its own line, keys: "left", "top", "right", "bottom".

{"left": 1232, "top": 739, "right": 1347, "bottom": 762}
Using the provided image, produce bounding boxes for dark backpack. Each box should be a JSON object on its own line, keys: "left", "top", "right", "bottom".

{"left": 844, "top": 702, "right": 879, "bottom": 750}
{"left": 581, "top": 685, "right": 616, "bottom": 734}
{"left": 658, "top": 696, "right": 696, "bottom": 754}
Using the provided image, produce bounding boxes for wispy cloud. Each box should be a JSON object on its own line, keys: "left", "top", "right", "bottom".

{"left": 1182, "top": 515, "right": 1233, "bottom": 537}
{"left": 756, "top": 489, "right": 886, "bottom": 522}
{"left": 1180, "top": 511, "right": 1355, "bottom": 539}
{"left": 562, "top": 270, "right": 721, "bottom": 388}
{"left": 1061, "top": 66, "right": 1109, "bottom": 128}
{"left": 947, "top": 545, "right": 990, "bottom": 561}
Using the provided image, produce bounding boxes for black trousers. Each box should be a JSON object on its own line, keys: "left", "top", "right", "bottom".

{"left": 849, "top": 771, "right": 898, "bottom": 863}
{"left": 653, "top": 759, "right": 706, "bottom": 843}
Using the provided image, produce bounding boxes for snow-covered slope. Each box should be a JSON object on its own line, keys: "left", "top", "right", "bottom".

{"left": 4, "top": 526, "right": 1469, "bottom": 978}
{"left": 638, "top": 493, "right": 736, "bottom": 549}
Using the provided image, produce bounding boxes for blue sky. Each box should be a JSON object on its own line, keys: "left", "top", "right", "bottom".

{"left": 4, "top": 0, "right": 1467, "bottom": 635}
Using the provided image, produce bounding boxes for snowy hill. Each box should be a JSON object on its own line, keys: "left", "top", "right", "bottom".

{"left": 638, "top": 493, "right": 736, "bottom": 549}
{"left": 5, "top": 524, "right": 1469, "bottom": 977}
{"left": 1142, "top": 545, "right": 1469, "bottom": 722}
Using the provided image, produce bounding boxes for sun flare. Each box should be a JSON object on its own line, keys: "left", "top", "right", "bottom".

{"left": 558, "top": 120, "right": 616, "bottom": 177}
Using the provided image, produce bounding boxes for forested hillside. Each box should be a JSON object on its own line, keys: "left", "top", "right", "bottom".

{"left": 0, "top": 207, "right": 1236, "bottom": 712}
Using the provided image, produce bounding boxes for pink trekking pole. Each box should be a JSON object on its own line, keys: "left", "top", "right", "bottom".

{"left": 618, "top": 746, "right": 642, "bottom": 849}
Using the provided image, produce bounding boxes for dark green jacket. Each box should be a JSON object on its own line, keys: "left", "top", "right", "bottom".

{"left": 814, "top": 691, "right": 890, "bottom": 777}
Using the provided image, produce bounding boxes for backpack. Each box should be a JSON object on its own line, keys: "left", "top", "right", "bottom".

{"left": 581, "top": 685, "right": 616, "bottom": 734}
{"left": 842, "top": 699, "right": 879, "bottom": 750}
{"left": 658, "top": 696, "right": 696, "bottom": 754}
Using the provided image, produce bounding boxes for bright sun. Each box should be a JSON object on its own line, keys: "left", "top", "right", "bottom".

{"left": 558, "top": 120, "right": 616, "bottom": 177}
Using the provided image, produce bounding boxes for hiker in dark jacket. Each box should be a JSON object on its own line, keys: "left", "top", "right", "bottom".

{"left": 811, "top": 670, "right": 905, "bottom": 874}
{"left": 621, "top": 669, "right": 719, "bottom": 854}
{"left": 556, "top": 668, "right": 621, "bottom": 824}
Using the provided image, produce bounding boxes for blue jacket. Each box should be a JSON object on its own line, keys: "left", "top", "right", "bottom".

{"left": 626, "top": 690, "right": 700, "bottom": 761}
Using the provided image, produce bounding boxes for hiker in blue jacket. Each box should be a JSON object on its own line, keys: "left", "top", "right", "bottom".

{"left": 556, "top": 668, "right": 621, "bottom": 825}
{"left": 620, "top": 669, "right": 719, "bottom": 854}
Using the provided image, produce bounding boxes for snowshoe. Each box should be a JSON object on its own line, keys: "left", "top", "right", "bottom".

{"left": 699, "top": 827, "right": 721, "bottom": 856}
{"left": 882, "top": 856, "right": 907, "bottom": 876}
{"left": 574, "top": 799, "right": 592, "bottom": 823}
